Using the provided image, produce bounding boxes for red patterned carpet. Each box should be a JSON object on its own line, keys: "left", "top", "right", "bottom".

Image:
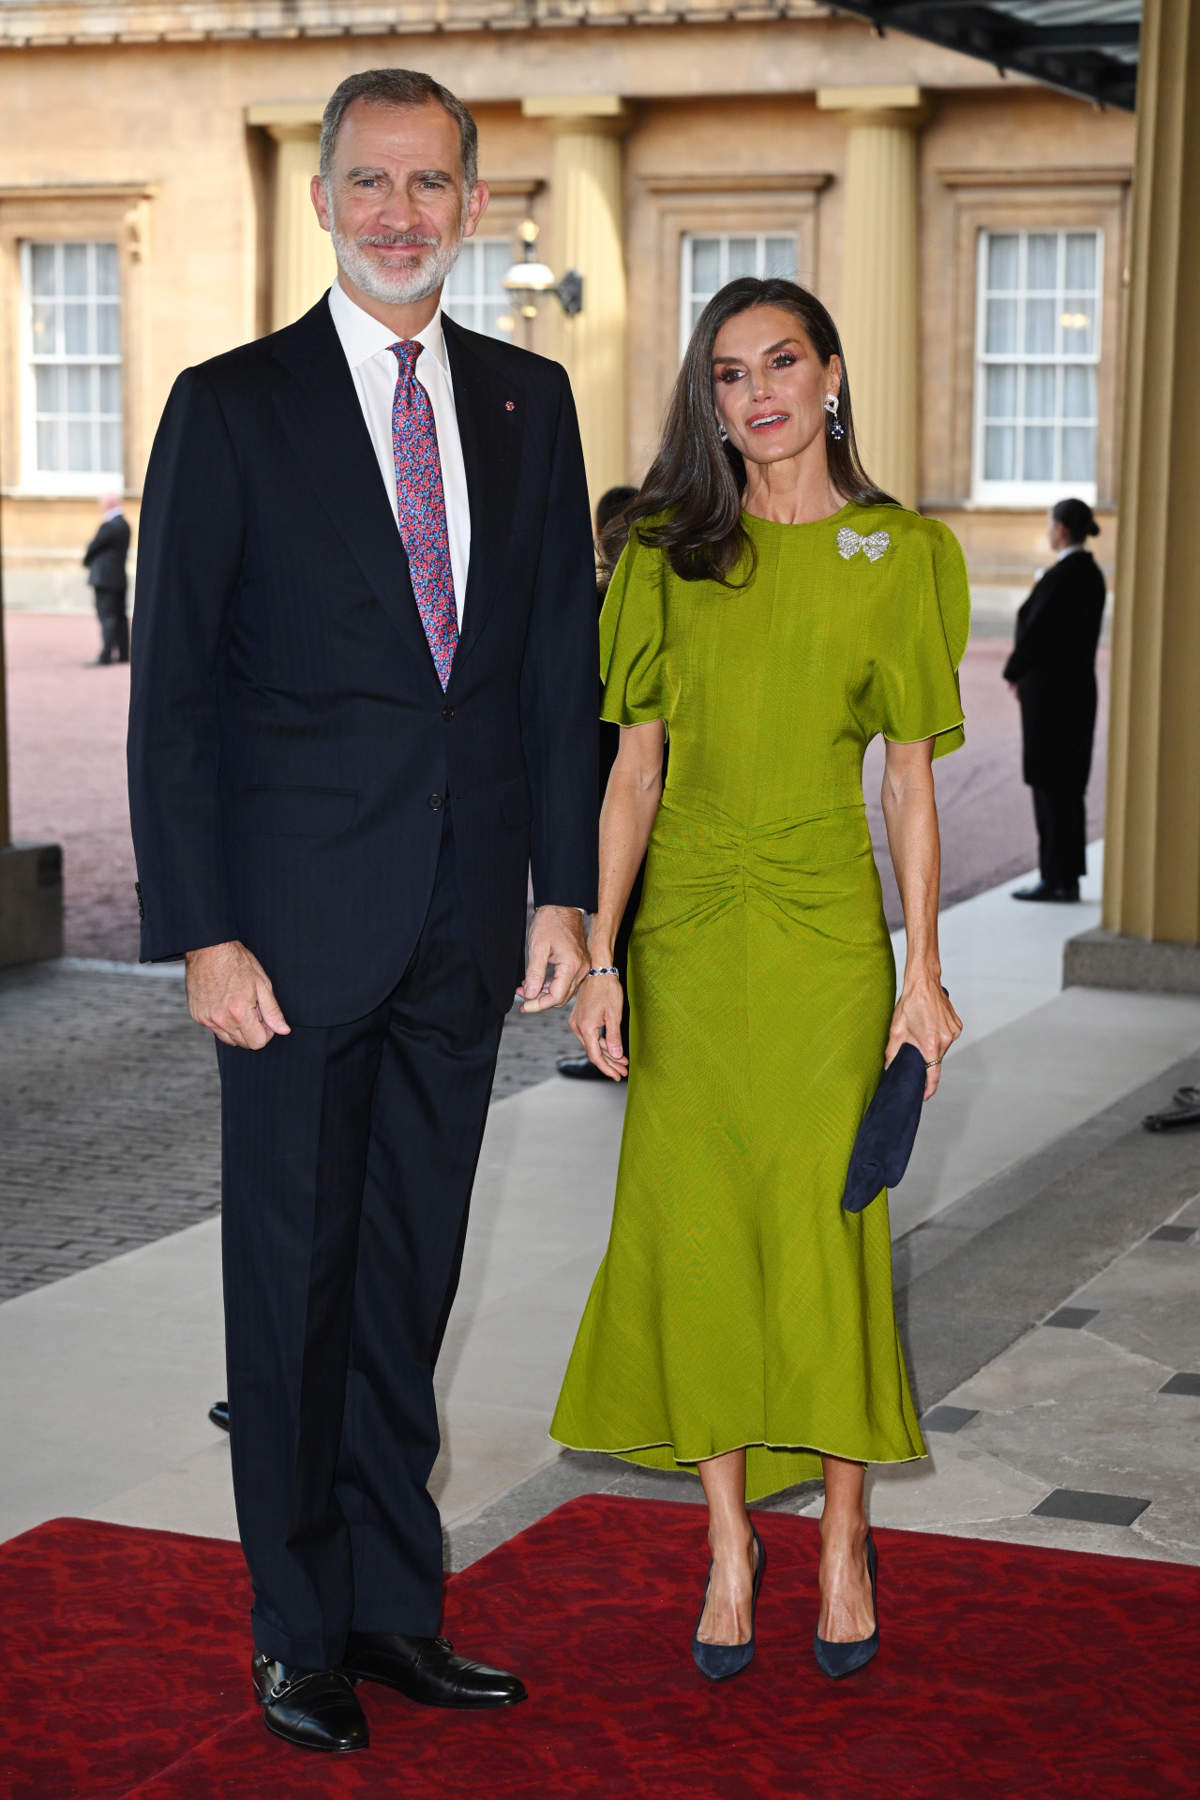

{"left": 1, "top": 1496, "right": 1196, "bottom": 1799}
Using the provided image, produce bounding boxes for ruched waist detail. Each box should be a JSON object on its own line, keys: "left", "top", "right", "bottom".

{"left": 641, "top": 790, "right": 888, "bottom": 951}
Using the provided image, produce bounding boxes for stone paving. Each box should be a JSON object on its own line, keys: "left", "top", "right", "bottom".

{"left": 0, "top": 960, "right": 575, "bottom": 1303}
{"left": 448, "top": 1049, "right": 1200, "bottom": 1573}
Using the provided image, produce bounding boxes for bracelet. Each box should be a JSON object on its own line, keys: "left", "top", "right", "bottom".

{"left": 586, "top": 966, "right": 620, "bottom": 979}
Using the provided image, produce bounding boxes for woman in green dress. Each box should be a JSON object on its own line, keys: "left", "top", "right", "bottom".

{"left": 549, "top": 278, "right": 967, "bottom": 1681}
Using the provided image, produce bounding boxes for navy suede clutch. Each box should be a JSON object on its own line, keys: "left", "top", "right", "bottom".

{"left": 842, "top": 1041, "right": 929, "bottom": 1213}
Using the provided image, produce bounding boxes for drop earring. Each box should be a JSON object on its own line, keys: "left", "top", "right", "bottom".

{"left": 716, "top": 418, "right": 729, "bottom": 442}
{"left": 823, "top": 393, "right": 845, "bottom": 441}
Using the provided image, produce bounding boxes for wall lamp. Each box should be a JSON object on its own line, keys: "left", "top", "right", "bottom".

{"left": 502, "top": 219, "right": 584, "bottom": 319}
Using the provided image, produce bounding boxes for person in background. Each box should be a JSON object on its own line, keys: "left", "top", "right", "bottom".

{"left": 557, "top": 484, "right": 639, "bottom": 1082}
{"left": 83, "top": 492, "right": 131, "bottom": 665}
{"left": 1005, "top": 497, "right": 1106, "bottom": 904}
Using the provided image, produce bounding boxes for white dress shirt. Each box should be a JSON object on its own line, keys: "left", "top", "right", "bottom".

{"left": 328, "top": 279, "right": 471, "bottom": 625}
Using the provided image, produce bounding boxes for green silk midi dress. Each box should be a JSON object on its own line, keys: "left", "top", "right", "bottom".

{"left": 550, "top": 501, "right": 970, "bottom": 1502}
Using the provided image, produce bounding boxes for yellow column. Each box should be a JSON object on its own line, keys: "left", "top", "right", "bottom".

{"left": 523, "top": 97, "right": 630, "bottom": 507}
{"left": 816, "top": 86, "right": 925, "bottom": 510}
{"left": 266, "top": 124, "right": 336, "bottom": 330}
{"left": 1098, "top": 0, "right": 1200, "bottom": 955}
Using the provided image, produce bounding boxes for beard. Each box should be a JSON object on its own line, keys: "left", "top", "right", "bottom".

{"left": 331, "top": 220, "right": 464, "bottom": 307}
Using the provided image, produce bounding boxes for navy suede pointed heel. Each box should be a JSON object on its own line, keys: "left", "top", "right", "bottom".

{"left": 691, "top": 1527, "right": 766, "bottom": 1682}
{"left": 813, "top": 1531, "right": 878, "bottom": 1679}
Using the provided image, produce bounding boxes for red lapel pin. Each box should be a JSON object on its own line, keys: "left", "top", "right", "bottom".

{"left": 505, "top": 400, "right": 515, "bottom": 412}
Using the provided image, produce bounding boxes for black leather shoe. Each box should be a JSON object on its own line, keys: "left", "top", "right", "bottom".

{"left": 251, "top": 1653, "right": 369, "bottom": 1753}
{"left": 341, "top": 1632, "right": 526, "bottom": 1710}
{"left": 209, "top": 1399, "right": 230, "bottom": 1432}
{"left": 1012, "top": 881, "right": 1080, "bottom": 903}
{"left": 556, "top": 1053, "right": 609, "bottom": 1082}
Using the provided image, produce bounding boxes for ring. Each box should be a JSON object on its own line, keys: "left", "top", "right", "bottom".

{"left": 925, "top": 1057, "right": 942, "bottom": 1068}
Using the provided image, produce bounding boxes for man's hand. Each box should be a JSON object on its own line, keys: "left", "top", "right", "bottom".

{"left": 185, "top": 940, "right": 291, "bottom": 1050}
{"left": 516, "top": 906, "right": 589, "bottom": 1014}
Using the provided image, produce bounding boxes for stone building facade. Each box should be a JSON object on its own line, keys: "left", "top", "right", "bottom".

{"left": 0, "top": 0, "right": 1134, "bottom": 607}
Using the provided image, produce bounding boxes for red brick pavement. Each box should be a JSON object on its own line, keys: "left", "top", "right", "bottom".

{"left": 3, "top": 613, "right": 1108, "bottom": 962}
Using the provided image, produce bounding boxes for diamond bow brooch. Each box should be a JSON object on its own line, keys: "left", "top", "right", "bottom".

{"left": 837, "top": 527, "right": 891, "bottom": 563}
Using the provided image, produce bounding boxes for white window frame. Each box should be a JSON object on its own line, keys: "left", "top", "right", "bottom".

{"left": 442, "top": 237, "right": 519, "bottom": 343}
{"left": 679, "top": 233, "right": 798, "bottom": 356}
{"left": 972, "top": 227, "right": 1102, "bottom": 508}
{"left": 18, "top": 239, "right": 124, "bottom": 495}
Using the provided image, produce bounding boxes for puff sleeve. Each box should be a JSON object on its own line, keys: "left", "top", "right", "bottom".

{"left": 879, "top": 521, "right": 970, "bottom": 762}
{"left": 598, "top": 529, "right": 669, "bottom": 727}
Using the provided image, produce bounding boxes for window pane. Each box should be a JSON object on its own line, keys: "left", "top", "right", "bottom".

{"left": 442, "top": 256, "right": 469, "bottom": 297}
{"left": 32, "top": 302, "right": 58, "bottom": 353}
{"left": 64, "top": 302, "right": 90, "bottom": 354}
{"left": 35, "top": 364, "right": 64, "bottom": 412}
{"left": 483, "top": 241, "right": 510, "bottom": 286}
{"left": 985, "top": 297, "right": 1018, "bottom": 353}
{"left": 984, "top": 364, "right": 1017, "bottom": 417}
{"left": 95, "top": 242, "right": 120, "bottom": 296}
{"left": 691, "top": 298, "right": 705, "bottom": 330}
{"left": 30, "top": 244, "right": 58, "bottom": 297}
{"left": 1065, "top": 232, "right": 1097, "bottom": 291}
{"left": 63, "top": 243, "right": 90, "bottom": 297}
{"left": 1023, "top": 424, "right": 1054, "bottom": 482}
{"left": 1061, "top": 297, "right": 1096, "bottom": 354}
{"left": 67, "top": 364, "right": 93, "bottom": 411}
{"left": 689, "top": 237, "right": 721, "bottom": 294}
{"left": 986, "top": 233, "right": 1019, "bottom": 291}
{"left": 727, "top": 238, "right": 758, "bottom": 279}
{"left": 68, "top": 418, "right": 93, "bottom": 471}
{"left": 1026, "top": 233, "right": 1058, "bottom": 290}
{"left": 100, "top": 421, "right": 123, "bottom": 473}
{"left": 1024, "top": 364, "right": 1056, "bottom": 419}
{"left": 37, "top": 419, "right": 64, "bottom": 471}
{"left": 764, "top": 236, "right": 795, "bottom": 278}
{"left": 100, "top": 364, "right": 122, "bottom": 414}
{"left": 1024, "top": 298, "right": 1056, "bottom": 354}
{"left": 96, "top": 303, "right": 120, "bottom": 356}
{"left": 1063, "top": 364, "right": 1096, "bottom": 421}
{"left": 1062, "top": 425, "right": 1095, "bottom": 482}
{"left": 984, "top": 424, "right": 1016, "bottom": 480}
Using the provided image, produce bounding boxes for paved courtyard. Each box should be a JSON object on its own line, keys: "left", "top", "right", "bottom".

{"left": 4, "top": 611, "right": 1109, "bottom": 962}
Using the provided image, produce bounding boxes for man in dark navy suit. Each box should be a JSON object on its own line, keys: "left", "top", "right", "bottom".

{"left": 128, "top": 68, "right": 598, "bottom": 1754}
{"left": 83, "top": 492, "right": 131, "bottom": 664}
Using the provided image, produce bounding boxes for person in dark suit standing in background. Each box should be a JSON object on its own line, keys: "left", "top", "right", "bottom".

{"left": 83, "top": 492, "right": 131, "bottom": 664}
{"left": 558, "top": 483, "right": 637, "bottom": 1082}
{"left": 128, "top": 67, "right": 597, "bottom": 1756}
{"left": 1005, "top": 496, "right": 1106, "bottom": 903}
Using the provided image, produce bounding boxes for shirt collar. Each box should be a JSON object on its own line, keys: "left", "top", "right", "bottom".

{"left": 1056, "top": 543, "right": 1086, "bottom": 562}
{"left": 328, "top": 279, "right": 449, "bottom": 377}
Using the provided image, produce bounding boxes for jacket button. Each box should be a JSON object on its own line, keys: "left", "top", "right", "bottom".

{"left": 441, "top": 705, "right": 455, "bottom": 722}
{"left": 427, "top": 793, "right": 443, "bottom": 812}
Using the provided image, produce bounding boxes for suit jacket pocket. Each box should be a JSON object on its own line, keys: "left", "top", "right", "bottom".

{"left": 231, "top": 784, "right": 357, "bottom": 837}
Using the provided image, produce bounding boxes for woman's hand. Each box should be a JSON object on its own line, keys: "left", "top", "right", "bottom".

{"left": 569, "top": 971, "right": 629, "bottom": 1082}
{"left": 885, "top": 973, "right": 962, "bottom": 1100}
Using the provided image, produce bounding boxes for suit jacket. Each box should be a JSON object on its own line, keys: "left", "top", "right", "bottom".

{"left": 127, "top": 297, "right": 599, "bottom": 1025}
{"left": 83, "top": 514, "right": 131, "bottom": 592}
{"left": 1003, "top": 549, "right": 1105, "bottom": 791}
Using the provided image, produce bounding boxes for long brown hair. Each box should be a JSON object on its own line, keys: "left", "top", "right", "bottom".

{"left": 615, "top": 278, "right": 896, "bottom": 585}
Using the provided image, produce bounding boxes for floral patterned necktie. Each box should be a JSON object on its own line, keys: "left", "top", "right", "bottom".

{"left": 390, "top": 339, "right": 458, "bottom": 690}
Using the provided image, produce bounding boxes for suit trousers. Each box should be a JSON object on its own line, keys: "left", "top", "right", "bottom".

{"left": 1032, "top": 784, "right": 1087, "bottom": 889}
{"left": 93, "top": 587, "right": 129, "bottom": 663}
{"left": 217, "top": 812, "right": 507, "bottom": 1668}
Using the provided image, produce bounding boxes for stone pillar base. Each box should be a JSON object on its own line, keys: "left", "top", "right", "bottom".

{"left": 0, "top": 841, "right": 64, "bottom": 969}
{"left": 1064, "top": 926, "right": 1200, "bottom": 996}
